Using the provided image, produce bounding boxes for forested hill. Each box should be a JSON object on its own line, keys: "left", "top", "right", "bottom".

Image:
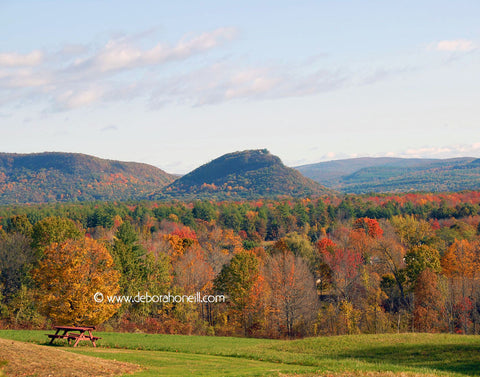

{"left": 161, "top": 149, "right": 330, "bottom": 200}
{"left": 6, "top": 151, "right": 480, "bottom": 204}
{"left": 0, "top": 152, "right": 176, "bottom": 204}
{"left": 296, "top": 157, "right": 480, "bottom": 193}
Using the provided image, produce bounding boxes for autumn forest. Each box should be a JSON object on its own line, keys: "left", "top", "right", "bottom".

{"left": 1, "top": 191, "right": 480, "bottom": 339}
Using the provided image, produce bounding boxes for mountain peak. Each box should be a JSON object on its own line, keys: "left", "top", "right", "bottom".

{"left": 162, "top": 149, "right": 329, "bottom": 199}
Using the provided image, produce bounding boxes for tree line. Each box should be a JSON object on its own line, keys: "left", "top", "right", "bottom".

{"left": 1, "top": 192, "right": 480, "bottom": 338}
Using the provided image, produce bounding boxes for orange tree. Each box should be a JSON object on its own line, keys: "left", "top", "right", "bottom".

{"left": 32, "top": 237, "right": 120, "bottom": 325}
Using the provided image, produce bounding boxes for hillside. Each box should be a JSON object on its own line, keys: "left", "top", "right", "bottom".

{"left": 162, "top": 149, "right": 329, "bottom": 199}
{"left": 0, "top": 152, "right": 175, "bottom": 204}
{"left": 296, "top": 157, "right": 480, "bottom": 193}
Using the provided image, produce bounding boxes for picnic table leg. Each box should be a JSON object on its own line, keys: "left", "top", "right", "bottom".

{"left": 61, "top": 330, "right": 69, "bottom": 345}
{"left": 49, "top": 328, "right": 61, "bottom": 345}
{"left": 73, "top": 331, "right": 85, "bottom": 347}
{"left": 88, "top": 330, "right": 97, "bottom": 347}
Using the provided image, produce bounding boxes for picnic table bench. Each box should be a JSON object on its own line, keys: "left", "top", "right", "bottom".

{"left": 46, "top": 325, "right": 101, "bottom": 347}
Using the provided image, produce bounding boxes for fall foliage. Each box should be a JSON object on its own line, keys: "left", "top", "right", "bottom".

{"left": 1, "top": 194, "right": 480, "bottom": 337}
{"left": 32, "top": 237, "right": 120, "bottom": 325}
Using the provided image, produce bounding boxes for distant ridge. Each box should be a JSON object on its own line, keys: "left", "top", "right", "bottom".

{"left": 295, "top": 156, "right": 480, "bottom": 193}
{"left": 0, "top": 152, "right": 175, "bottom": 204}
{"left": 161, "top": 149, "right": 330, "bottom": 199}
{"left": 3, "top": 152, "right": 479, "bottom": 203}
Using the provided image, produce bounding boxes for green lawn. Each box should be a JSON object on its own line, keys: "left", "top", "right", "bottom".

{"left": 0, "top": 330, "right": 479, "bottom": 376}
{"left": 72, "top": 349, "right": 315, "bottom": 376}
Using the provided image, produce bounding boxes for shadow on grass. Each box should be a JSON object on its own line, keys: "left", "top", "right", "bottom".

{"left": 341, "top": 343, "right": 480, "bottom": 375}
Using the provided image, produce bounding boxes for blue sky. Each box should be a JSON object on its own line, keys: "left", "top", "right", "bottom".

{"left": 1, "top": 1, "right": 479, "bottom": 173}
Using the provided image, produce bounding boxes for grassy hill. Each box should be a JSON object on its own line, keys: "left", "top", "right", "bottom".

{"left": 296, "top": 157, "right": 480, "bottom": 193}
{"left": 0, "top": 152, "right": 176, "bottom": 204}
{"left": 1, "top": 330, "right": 479, "bottom": 376}
{"left": 161, "top": 149, "right": 330, "bottom": 200}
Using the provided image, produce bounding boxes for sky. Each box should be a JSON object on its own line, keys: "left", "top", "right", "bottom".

{"left": 0, "top": 0, "right": 479, "bottom": 174}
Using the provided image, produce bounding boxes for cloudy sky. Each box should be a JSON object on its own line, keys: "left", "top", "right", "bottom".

{"left": 1, "top": 1, "right": 479, "bottom": 173}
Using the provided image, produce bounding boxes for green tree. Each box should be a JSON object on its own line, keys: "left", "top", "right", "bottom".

{"left": 0, "top": 233, "right": 35, "bottom": 299}
{"left": 214, "top": 250, "right": 263, "bottom": 335}
{"left": 283, "top": 232, "right": 315, "bottom": 262}
{"left": 112, "top": 222, "right": 146, "bottom": 295}
{"left": 31, "top": 216, "right": 83, "bottom": 251}
{"left": 6, "top": 214, "right": 33, "bottom": 237}
{"left": 112, "top": 221, "right": 170, "bottom": 317}
{"left": 192, "top": 201, "right": 217, "bottom": 222}
{"left": 405, "top": 244, "right": 441, "bottom": 283}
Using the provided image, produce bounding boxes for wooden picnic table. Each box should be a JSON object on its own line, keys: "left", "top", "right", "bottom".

{"left": 47, "top": 325, "right": 101, "bottom": 347}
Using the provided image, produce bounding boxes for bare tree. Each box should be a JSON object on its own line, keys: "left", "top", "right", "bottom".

{"left": 265, "top": 250, "right": 318, "bottom": 337}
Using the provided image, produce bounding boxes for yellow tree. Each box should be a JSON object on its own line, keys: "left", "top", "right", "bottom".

{"left": 162, "top": 225, "right": 198, "bottom": 261}
{"left": 441, "top": 239, "right": 479, "bottom": 333}
{"left": 32, "top": 237, "right": 120, "bottom": 325}
{"left": 390, "top": 215, "right": 434, "bottom": 249}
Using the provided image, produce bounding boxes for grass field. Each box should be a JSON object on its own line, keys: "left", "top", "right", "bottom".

{"left": 0, "top": 330, "right": 479, "bottom": 376}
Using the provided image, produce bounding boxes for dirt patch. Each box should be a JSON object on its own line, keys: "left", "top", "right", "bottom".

{"left": 0, "top": 338, "right": 139, "bottom": 377}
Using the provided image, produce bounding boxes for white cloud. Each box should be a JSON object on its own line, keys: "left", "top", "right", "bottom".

{"left": 148, "top": 63, "right": 348, "bottom": 108}
{"left": 325, "top": 152, "right": 336, "bottom": 159}
{"left": 403, "top": 146, "right": 453, "bottom": 157}
{"left": 170, "top": 28, "right": 237, "bottom": 59}
{"left": 0, "top": 28, "right": 239, "bottom": 111}
{"left": 0, "top": 68, "right": 50, "bottom": 88}
{"left": 0, "top": 27, "right": 406, "bottom": 112}
{"left": 94, "top": 41, "right": 141, "bottom": 72}
{"left": 0, "top": 50, "right": 43, "bottom": 67}
{"left": 225, "top": 69, "right": 279, "bottom": 99}
{"left": 85, "top": 27, "right": 237, "bottom": 73}
{"left": 393, "top": 143, "right": 480, "bottom": 159}
{"left": 55, "top": 87, "right": 104, "bottom": 109}
{"left": 432, "top": 39, "right": 476, "bottom": 52}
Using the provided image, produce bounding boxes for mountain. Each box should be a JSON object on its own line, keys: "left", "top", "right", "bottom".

{"left": 0, "top": 152, "right": 176, "bottom": 204}
{"left": 5, "top": 151, "right": 478, "bottom": 204}
{"left": 295, "top": 157, "right": 480, "bottom": 193}
{"left": 162, "top": 149, "right": 329, "bottom": 199}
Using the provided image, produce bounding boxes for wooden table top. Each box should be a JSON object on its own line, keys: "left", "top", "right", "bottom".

{"left": 53, "top": 325, "right": 96, "bottom": 331}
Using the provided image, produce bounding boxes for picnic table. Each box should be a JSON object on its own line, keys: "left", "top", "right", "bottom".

{"left": 46, "top": 325, "right": 101, "bottom": 347}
